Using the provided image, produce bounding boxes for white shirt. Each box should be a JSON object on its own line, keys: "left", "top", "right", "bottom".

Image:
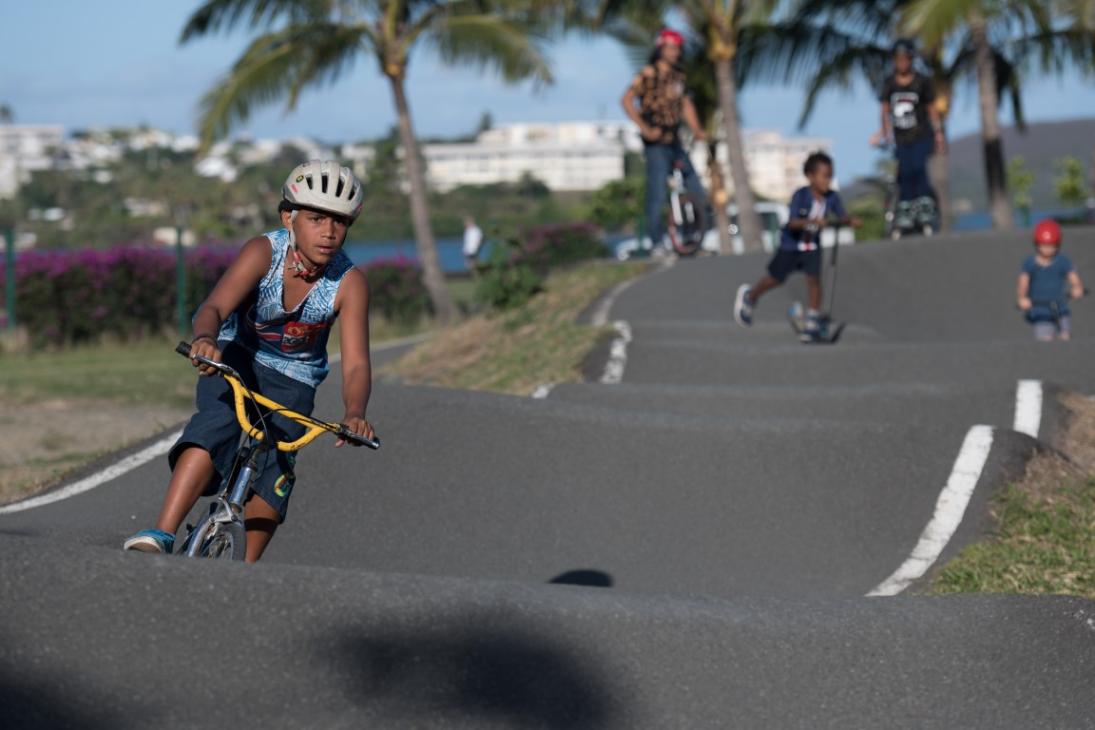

{"left": 463, "top": 224, "right": 483, "bottom": 257}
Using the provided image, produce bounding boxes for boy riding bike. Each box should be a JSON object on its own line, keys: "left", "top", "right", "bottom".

{"left": 621, "top": 27, "right": 710, "bottom": 253}
{"left": 1017, "top": 219, "right": 1085, "bottom": 341}
{"left": 124, "top": 160, "right": 376, "bottom": 562}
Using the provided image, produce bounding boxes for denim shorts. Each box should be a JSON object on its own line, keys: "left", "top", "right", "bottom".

{"left": 169, "top": 342, "right": 316, "bottom": 522}
{"left": 767, "top": 248, "right": 821, "bottom": 283}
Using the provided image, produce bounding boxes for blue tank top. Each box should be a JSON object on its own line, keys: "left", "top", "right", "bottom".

{"left": 217, "top": 228, "right": 354, "bottom": 388}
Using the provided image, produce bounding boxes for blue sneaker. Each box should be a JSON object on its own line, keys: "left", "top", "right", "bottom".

{"left": 734, "top": 284, "right": 754, "bottom": 326}
{"left": 123, "top": 528, "right": 175, "bottom": 554}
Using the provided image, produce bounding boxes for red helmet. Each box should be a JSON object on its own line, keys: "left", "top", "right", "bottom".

{"left": 1033, "top": 219, "right": 1062, "bottom": 247}
{"left": 656, "top": 28, "right": 684, "bottom": 47}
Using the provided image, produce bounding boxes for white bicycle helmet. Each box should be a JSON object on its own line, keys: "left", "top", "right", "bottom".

{"left": 282, "top": 159, "right": 364, "bottom": 222}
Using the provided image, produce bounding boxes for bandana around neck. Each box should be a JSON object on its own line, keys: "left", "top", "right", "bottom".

{"left": 289, "top": 245, "right": 323, "bottom": 281}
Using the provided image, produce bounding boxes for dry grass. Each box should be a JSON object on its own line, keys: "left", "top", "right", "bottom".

{"left": 385, "top": 261, "right": 647, "bottom": 396}
{"left": 930, "top": 393, "right": 1095, "bottom": 599}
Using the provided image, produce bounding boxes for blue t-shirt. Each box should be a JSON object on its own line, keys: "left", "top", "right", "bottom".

{"left": 779, "top": 187, "right": 847, "bottom": 252}
{"left": 1022, "top": 253, "right": 1074, "bottom": 322}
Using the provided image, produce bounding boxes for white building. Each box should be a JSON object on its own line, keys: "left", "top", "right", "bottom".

{"left": 0, "top": 125, "right": 65, "bottom": 197}
{"left": 692, "top": 129, "right": 835, "bottom": 203}
{"left": 422, "top": 121, "right": 635, "bottom": 192}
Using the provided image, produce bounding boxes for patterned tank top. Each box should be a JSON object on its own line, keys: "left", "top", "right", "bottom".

{"left": 217, "top": 228, "right": 354, "bottom": 388}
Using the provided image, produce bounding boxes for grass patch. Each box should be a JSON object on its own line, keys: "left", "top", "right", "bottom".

{"left": 385, "top": 261, "right": 648, "bottom": 396}
{"left": 929, "top": 393, "right": 1095, "bottom": 600}
{"left": 0, "top": 337, "right": 197, "bottom": 408}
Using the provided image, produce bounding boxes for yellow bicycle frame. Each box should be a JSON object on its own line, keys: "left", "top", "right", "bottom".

{"left": 222, "top": 371, "right": 340, "bottom": 452}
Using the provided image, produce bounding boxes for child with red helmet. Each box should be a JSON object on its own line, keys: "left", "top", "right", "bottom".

{"left": 1017, "top": 219, "right": 1085, "bottom": 341}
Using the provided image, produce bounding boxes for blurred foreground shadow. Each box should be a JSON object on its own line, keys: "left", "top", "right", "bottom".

{"left": 327, "top": 613, "right": 618, "bottom": 728}
{"left": 549, "top": 570, "right": 614, "bottom": 588}
{"left": 0, "top": 660, "right": 126, "bottom": 729}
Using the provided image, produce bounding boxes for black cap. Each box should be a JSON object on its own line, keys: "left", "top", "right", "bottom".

{"left": 893, "top": 38, "right": 916, "bottom": 57}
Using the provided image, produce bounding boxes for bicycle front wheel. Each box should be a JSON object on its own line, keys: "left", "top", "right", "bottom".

{"left": 185, "top": 514, "right": 246, "bottom": 561}
{"left": 667, "top": 194, "right": 708, "bottom": 256}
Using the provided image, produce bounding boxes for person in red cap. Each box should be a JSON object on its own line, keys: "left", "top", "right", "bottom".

{"left": 1017, "top": 219, "right": 1085, "bottom": 341}
{"left": 621, "top": 28, "right": 709, "bottom": 251}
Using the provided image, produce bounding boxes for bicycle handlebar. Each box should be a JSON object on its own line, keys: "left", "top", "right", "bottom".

{"left": 176, "top": 342, "right": 380, "bottom": 451}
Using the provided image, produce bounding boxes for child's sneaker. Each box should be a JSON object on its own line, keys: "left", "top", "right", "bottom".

{"left": 734, "top": 284, "right": 754, "bottom": 326}
{"left": 123, "top": 528, "right": 175, "bottom": 554}
{"left": 800, "top": 310, "right": 821, "bottom": 342}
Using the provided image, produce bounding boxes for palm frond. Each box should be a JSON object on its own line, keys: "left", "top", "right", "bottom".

{"left": 900, "top": 0, "right": 982, "bottom": 46}
{"left": 420, "top": 14, "right": 554, "bottom": 86}
{"left": 180, "top": 0, "right": 333, "bottom": 42}
{"left": 196, "top": 22, "right": 367, "bottom": 150}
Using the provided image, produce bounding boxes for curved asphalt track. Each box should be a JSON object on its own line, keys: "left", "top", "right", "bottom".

{"left": 3, "top": 230, "right": 1095, "bottom": 728}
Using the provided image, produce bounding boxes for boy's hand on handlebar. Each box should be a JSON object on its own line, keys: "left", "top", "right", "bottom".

{"left": 337, "top": 414, "right": 375, "bottom": 448}
{"left": 189, "top": 336, "right": 221, "bottom": 376}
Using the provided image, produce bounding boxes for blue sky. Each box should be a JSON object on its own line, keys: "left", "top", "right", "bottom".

{"left": 3, "top": 1, "right": 1093, "bottom": 180}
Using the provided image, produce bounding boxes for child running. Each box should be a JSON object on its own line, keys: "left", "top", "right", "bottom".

{"left": 733, "top": 151, "right": 858, "bottom": 341}
{"left": 124, "top": 160, "right": 376, "bottom": 562}
{"left": 1017, "top": 219, "right": 1084, "bottom": 341}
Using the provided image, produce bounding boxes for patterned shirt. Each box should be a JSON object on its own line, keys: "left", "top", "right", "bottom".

{"left": 630, "top": 64, "right": 688, "bottom": 145}
{"left": 217, "top": 228, "right": 354, "bottom": 388}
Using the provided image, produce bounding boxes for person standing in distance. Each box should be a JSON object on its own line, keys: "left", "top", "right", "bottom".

{"left": 621, "top": 28, "right": 710, "bottom": 252}
{"left": 871, "top": 39, "right": 945, "bottom": 231}
{"left": 463, "top": 216, "right": 483, "bottom": 270}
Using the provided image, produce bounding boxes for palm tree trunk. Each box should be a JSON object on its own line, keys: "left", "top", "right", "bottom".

{"left": 388, "top": 74, "right": 456, "bottom": 324}
{"left": 707, "top": 141, "right": 734, "bottom": 255}
{"left": 970, "top": 12, "right": 1012, "bottom": 231}
{"left": 713, "top": 58, "right": 763, "bottom": 253}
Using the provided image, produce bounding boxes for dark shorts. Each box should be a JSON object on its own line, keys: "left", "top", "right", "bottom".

{"left": 169, "top": 342, "right": 316, "bottom": 522}
{"left": 767, "top": 249, "right": 821, "bottom": 283}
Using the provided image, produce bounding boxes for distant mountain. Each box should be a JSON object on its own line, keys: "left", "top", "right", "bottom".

{"left": 947, "top": 118, "right": 1094, "bottom": 211}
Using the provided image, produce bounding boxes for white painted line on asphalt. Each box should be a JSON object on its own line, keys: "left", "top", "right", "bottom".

{"left": 591, "top": 256, "right": 675, "bottom": 327}
{"left": 592, "top": 278, "right": 640, "bottom": 327}
{"left": 0, "top": 430, "right": 184, "bottom": 515}
{"left": 0, "top": 333, "right": 438, "bottom": 516}
{"left": 601, "top": 320, "right": 632, "bottom": 385}
{"left": 531, "top": 383, "right": 555, "bottom": 399}
{"left": 867, "top": 425, "right": 994, "bottom": 597}
{"left": 1013, "top": 379, "right": 1042, "bottom": 438}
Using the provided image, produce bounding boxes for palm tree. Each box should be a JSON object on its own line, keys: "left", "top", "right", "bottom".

{"left": 180, "top": 0, "right": 553, "bottom": 324}
{"left": 677, "top": 1, "right": 778, "bottom": 253}
{"left": 898, "top": 0, "right": 1070, "bottom": 230}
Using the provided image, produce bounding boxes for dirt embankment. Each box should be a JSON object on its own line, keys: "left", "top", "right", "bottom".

{"left": 0, "top": 397, "right": 189, "bottom": 504}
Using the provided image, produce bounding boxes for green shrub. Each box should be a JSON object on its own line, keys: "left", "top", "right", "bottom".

{"left": 474, "top": 240, "right": 544, "bottom": 310}
{"left": 361, "top": 256, "right": 433, "bottom": 326}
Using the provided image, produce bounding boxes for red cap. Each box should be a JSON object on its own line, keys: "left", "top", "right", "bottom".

{"left": 1033, "top": 219, "right": 1062, "bottom": 247}
{"left": 657, "top": 28, "right": 684, "bottom": 47}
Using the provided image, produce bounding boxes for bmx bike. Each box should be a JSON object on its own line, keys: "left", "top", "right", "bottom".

{"left": 665, "top": 158, "right": 709, "bottom": 257}
{"left": 172, "top": 341, "right": 380, "bottom": 560}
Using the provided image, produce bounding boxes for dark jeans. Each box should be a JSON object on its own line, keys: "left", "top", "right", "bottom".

{"left": 894, "top": 136, "right": 936, "bottom": 202}
{"left": 644, "top": 142, "right": 708, "bottom": 244}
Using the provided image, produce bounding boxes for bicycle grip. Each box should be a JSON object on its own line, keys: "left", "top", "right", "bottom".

{"left": 338, "top": 427, "right": 381, "bottom": 450}
{"left": 176, "top": 341, "right": 193, "bottom": 357}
